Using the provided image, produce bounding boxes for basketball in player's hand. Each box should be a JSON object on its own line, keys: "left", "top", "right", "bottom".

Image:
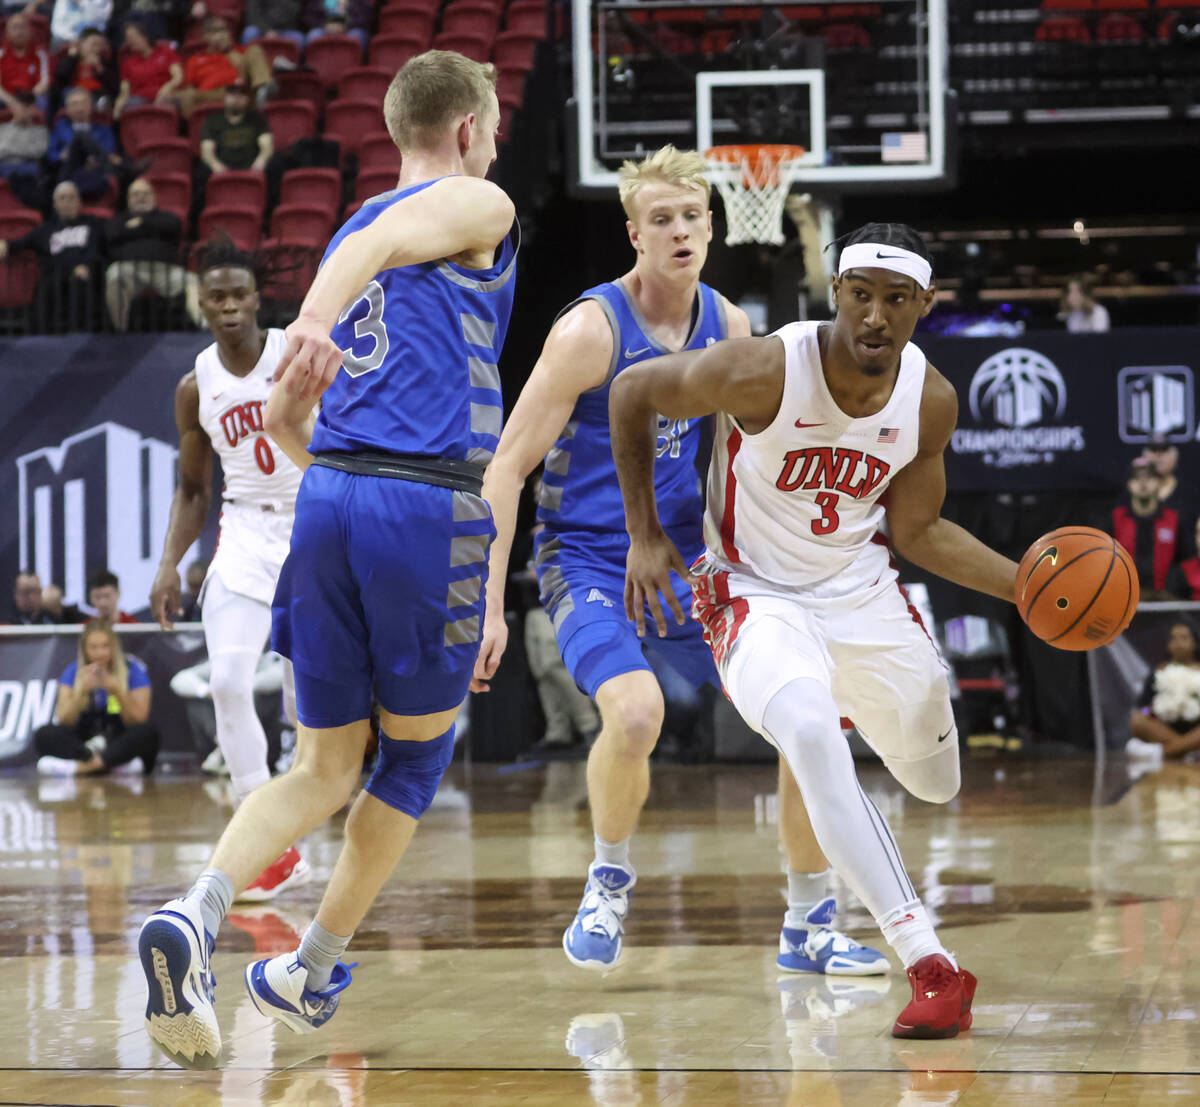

{"left": 1015, "top": 526, "right": 1139, "bottom": 650}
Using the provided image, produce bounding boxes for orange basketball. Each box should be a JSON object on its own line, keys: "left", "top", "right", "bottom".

{"left": 1015, "top": 526, "right": 1139, "bottom": 651}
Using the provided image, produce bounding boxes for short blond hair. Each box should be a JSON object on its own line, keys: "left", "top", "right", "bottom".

{"left": 383, "top": 50, "right": 498, "bottom": 153}
{"left": 617, "top": 145, "right": 711, "bottom": 220}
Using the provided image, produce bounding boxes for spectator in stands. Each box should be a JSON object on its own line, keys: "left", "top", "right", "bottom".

{"left": 49, "top": 87, "right": 121, "bottom": 200}
{"left": 41, "top": 583, "right": 86, "bottom": 623}
{"left": 33, "top": 622, "right": 159, "bottom": 775}
{"left": 104, "top": 175, "right": 201, "bottom": 329}
{"left": 53, "top": 27, "right": 120, "bottom": 113}
{"left": 1059, "top": 275, "right": 1110, "bottom": 333}
{"left": 1142, "top": 433, "right": 1197, "bottom": 522}
{"left": 1112, "top": 457, "right": 1187, "bottom": 600}
{"left": 87, "top": 568, "right": 139, "bottom": 623}
{"left": 0, "top": 91, "right": 49, "bottom": 206}
{"left": 1128, "top": 621, "right": 1200, "bottom": 760}
{"left": 242, "top": 0, "right": 304, "bottom": 50}
{"left": 8, "top": 569, "right": 56, "bottom": 625}
{"left": 0, "top": 14, "right": 51, "bottom": 117}
{"left": 170, "top": 17, "right": 271, "bottom": 117}
{"left": 49, "top": 0, "right": 113, "bottom": 52}
{"left": 108, "top": 0, "right": 193, "bottom": 45}
{"left": 112, "top": 18, "right": 182, "bottom": 118}
{"left": 0, "top": 180, "right": 103, "bottom": 332}
{"left": 196, "top": 80, "right": 272, "bottom": 203}
{"left": 179, "top": 557, "right": 208, "bottom": 621}
{"left": 302, "top": 0, "right": 370, "bottom": 48}
{"left": 1176, "top": 518, "right": 1200, "bottom": 601}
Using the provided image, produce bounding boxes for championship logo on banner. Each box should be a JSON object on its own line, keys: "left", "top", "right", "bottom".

{"left": 1117, "top": 366, "right": 1194, "bottom": 444}
{"left": 951, "top": 347, "right": 1086, "bottom": 470}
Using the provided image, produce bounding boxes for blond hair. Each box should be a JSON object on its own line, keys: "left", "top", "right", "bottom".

{"left": 74, "top": 622, "right": 129, "bottom": 695}
{"left": 617, "top": 145, "right": 711, "bottom": 221}
{"left": 383, "top": 50, "right": 498, "bottom": 153}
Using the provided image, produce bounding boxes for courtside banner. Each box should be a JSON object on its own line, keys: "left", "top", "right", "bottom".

{"left": 0, "top": 334, "right": 215, "bottom": 608}
{"left": 0, "top": 626, "right": 208, "bottom": 765}
{"left": 919, "top": 327, "right": 1200, "bottom": 492}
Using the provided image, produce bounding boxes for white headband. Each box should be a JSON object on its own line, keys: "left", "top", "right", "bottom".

{"left": 838, "top": 242, "right": 932, "bottom": 289}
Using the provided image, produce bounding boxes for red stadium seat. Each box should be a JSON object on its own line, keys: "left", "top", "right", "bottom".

{"left": 377, "top": 8, "right": 435, "bottom": 40}
{"left": 1035, "top": 14, "right": 1091, "bottom": 39}
{"left": 1096, "top": 11, "right": 1146, "bottom": 36}
{"left": 496, "top": 67, "right": 524, "bottom": 110}
{"left": 119, "top": 104, "right": 180, "bottom": 157}
{"left": 206, "top": 170, "right": 267, "bottom": 214}
{"left": 189, "top": 103, "right": 225, "bottom": 153}
{"left": 492, "top": 30, "right": 540, "bottom": 70}
{"left": 355, "top": 167, "right": 399, "bottom": 201}
{"left": 252, "top": 35, "right": 301, "bottom": 67}
{"left": 324, "top": 99, "right": 384, "bottom": 153}
{"left": 338, "top": 66, "right": 392, "bottom": 102}
{"left": 780, "top": 5, "right": 825, "bottom": 20}
{"left": 0, "top": 252, "right": 38, "bottom": 309}
{"left": 431, "top": 31, "right": 492, "bottom": 62}
{"left": 304, "top": 33, "right": 364, "bottom": 88}
{"left": 197, "top": 205, "right": 261, "bottom": 250}
{"left": 504, "top": 1, "right": 547, "bottom": 36}
{"left": 0, "top": 178, "right": 24, "bottom": 212}
{"left": 357, "top": 131, "right": 403, "bottom": 173}
{"left": 263, "top": 100, "right": 317, "bottom": 150}
{"left": 823, "top": 22, "right": 870, "bottom": 48}
{"left": 342, "top": 199, "right": 363, "bottom": 221}
{"left": 146, "top": 172, "right": 192, "bottom": 222}
{"left": 368, "top": 33, "right": 427, "bottom": 71}
{"left": 280, "top": 167, "right": 341, "bottom": 210}
{"left": 269, "top": 202, "right": 335, "bottom": 245}
{"left": 440, "top": 1, "right": 501, "bottom": 39}
{"left": 140, "top": 137, "right": 194, "bottom": 177}
{"left": 274, "top": 70, "right": 325, "bottom": 113}
{"left": 0, "top": 210, "right": 41, "bottom": 239}
{"left": 260, "top": 241, "right": 322, "bottom": 303}
{"left": 1096, "top": 0, "right": 1147, "bottom": 7}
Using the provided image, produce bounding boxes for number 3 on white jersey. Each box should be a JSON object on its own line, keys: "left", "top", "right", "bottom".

{"left": 338, "top": 280, "right": 389, "bottom": 377}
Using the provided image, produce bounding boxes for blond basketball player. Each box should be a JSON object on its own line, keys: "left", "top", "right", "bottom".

{"left": 475, "top": 146, "right": 887, "bottom": 977}
{"left": 611, "top": 222, "right": 1022, "bottom": 1039}
{"left": 150, "top": 238, "right": 309, "bottom": 902}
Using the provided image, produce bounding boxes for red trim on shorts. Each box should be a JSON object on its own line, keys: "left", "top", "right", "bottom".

{"left": 870, "top": 532, "right": 936, "bottom": 649}
{"left": 719, "top": 427, "right": 744, "bottom": 565}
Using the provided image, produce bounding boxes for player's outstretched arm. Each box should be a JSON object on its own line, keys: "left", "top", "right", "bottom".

{"left": 151, "top": 373, "right": 213, "bottom": 629}
{"left": 886, "top": 366, "right": 1018, "bottom": 603}
{"left": 263, "top": 384, "right": 317, "bottom": 472}
{"left": 609, "top": 335, "right": 784, "bottom": 636}
{"left": 470, "top": 303, "right": 613, "bottom": 692}
{"left": 274, "top": 178, "right": 516, "bottom": 404}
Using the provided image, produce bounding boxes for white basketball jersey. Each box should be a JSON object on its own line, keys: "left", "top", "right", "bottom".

{"left": 194, "top": 328, "right": 303, "bottom": 511}
{"left": 703, "top": 320, "right": 927, "bottom": 586}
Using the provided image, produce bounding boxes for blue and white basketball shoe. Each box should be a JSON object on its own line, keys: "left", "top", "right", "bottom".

{"left": 563, "top": 862, "right": 636, "bottom": 971}
{"left": 777, "top": 897, "right": 890, "bottom": 976}
{"left": 138, "top": 898, "right": 220, "bottom": 1068}
{"left": 244, "top": 952, "right": 355, "bottom": 1033}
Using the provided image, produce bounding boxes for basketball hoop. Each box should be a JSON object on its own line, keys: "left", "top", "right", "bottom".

{"left": 704, "top": 144, "right": 806, "bottom": 247}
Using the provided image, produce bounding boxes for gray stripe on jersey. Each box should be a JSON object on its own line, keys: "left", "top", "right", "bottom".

{"left": 467, "top": 355, "right": 500, "bottom": 392}
{"left": 444, "top": 614, "right": 481, "bottom": 647}
{"left": 538, "top": 562, "right": 575, "bottom": 631}
{"left": 450, "top": 533, "right": 489, "bottom": 567}
{"left": 470, "top": 402, "right": 503, "bottom": 440}
{"left": 452, "top": 491, "right": 491, "bottom": 523}
{"left": 537, "top": 483, "right": 563, "bottom": 512}
{"left": 446, "top": 575, "right": 482, "bottom": 611}
{"left": 461, "top": 313, "right": 497, "bottom": 349}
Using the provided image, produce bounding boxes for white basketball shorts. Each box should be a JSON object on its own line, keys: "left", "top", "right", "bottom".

{"left": 691, "top": 539, "right": 956, "bottom": 766}
{"left": 201, "top": 501, "right": 294, "bottom": 608}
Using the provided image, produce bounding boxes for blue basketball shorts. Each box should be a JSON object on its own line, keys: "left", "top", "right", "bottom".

{"left": 533, "top": 528, "right": 718, "bottom": 699}
{"left": 272, "top": 464, "right": 494, "bottom": 728}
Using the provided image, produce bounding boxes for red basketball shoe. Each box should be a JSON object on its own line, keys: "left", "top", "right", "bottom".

{"left": 236, "top": 846, "right": 311, "bottom": 904}
{"left": 891, "top": 954, "right": 976, "bottom": 1039}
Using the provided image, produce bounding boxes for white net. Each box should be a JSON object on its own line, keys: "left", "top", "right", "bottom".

{"left": 705, "top": 145, "right": 805, "bottom": 247}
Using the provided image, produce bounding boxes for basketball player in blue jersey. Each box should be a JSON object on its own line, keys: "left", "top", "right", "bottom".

{"left": 475, "top": 146, "right": 886, "bottom": 976}
{"left": 135, "top": 51, "right": 516, "bottom": 1069}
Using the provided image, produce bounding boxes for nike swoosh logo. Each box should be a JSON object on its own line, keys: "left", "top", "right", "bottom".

{"left": 795, "top": 421, "right": 824, "bottom": 428}
{"left": 937, "top": 728, "right": 952, "bottom": 743}
{"left": 624, "top": 346, "right": 652, "bottom": 359}
{"left": 876, "top": 251, "right": 906, "bottom": 259}
{"left": 1020, "top": 545, "right": 1058, "bottom": 602}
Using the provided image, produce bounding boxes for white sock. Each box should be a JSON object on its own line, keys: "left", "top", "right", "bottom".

{"left": 593, "top": 834, "right": 631, "bottom": 870}
{"left": 784, "top": 868, "right": 830, "bottom": 929}
{"left": 879, "top": 901, "right": 955, "bottom": 969}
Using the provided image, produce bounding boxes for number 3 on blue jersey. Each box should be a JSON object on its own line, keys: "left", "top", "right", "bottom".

{"left": 338, "top": 280, "right": 389, "bottom": 377}
{"left": 656, "top": 415, "right": 689, "bottom": 459}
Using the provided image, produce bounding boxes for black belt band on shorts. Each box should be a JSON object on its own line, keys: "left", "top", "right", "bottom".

{"left": 311, "top": 451, "right": 485, "bottom": 496}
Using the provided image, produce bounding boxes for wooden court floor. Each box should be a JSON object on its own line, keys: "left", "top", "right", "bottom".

{"left": 3, "top": 753, "right": 1200, "bottom": 1106}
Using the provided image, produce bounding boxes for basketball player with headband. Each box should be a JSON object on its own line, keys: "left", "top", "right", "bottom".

{"left": 610, "top": 222, "right": 1022, "bottom": 1038}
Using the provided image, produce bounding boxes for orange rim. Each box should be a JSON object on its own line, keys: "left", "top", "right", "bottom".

{"left": 705, "top": 143, "right": 806, "bottom": 187}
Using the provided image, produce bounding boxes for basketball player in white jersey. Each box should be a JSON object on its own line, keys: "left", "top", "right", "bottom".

{"left": 151, "top": 238, "right": 310, "bottom": 902}
{"left": 475, "top": 147, "right": 886, "bottom": 977}
{"left": 610, "top": 222, "right": 1023, "bottom": 1039}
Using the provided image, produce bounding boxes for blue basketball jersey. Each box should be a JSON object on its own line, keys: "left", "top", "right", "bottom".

{"left": 310, "top": 179, "right": 519, "bottom": 464}
{"left": 536, "top": 279, "right": 728, "bottom": 536}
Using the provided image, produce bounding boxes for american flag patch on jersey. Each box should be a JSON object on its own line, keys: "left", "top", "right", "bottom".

{"left": 878, "top": 427, "right": 899, "bottom": 443}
